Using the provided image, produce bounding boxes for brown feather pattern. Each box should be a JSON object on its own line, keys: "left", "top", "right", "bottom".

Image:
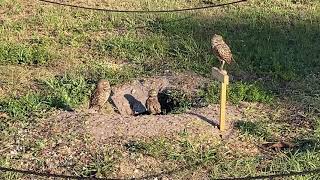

{"left": 89, "top": 79, "right": 111, "bottom": 112}
{"left": 146, "top": 96, "right": 161, "bottom": 115}
{"left": 211, "top": 34, "right": 233, "bottom": 64}
{"left": 146, "top": 89, "right": 161, "bottom": 115}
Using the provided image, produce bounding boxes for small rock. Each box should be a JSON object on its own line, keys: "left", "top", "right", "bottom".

{"left": 160, "top": 176, "right": 170, "bottom": 180}
{"left": 10, "top": 150, "right": 17, "bottom": 155}
{"left": 0, "top": 112, "right": 9, "bottom": 119}
{"left": 134, "top": 169, "right": 140, "bottom": 175}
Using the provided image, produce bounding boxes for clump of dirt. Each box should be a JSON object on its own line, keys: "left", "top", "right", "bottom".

{"left": 166, "top": 72, "right": 210, "bottom": 97}
{"left": 109, "top": 72, "right": 212, "bottom": 116}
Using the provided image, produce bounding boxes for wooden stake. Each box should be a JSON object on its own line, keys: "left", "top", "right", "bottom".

{"left": 212, "top": 67, "right": 229, "bottom": 131}
{"left": 220, "top": 81, "right": 227, "bottom": 131}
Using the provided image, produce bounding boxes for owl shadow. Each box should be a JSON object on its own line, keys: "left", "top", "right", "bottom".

{"left": 124, "top": 94, "right": 147, "bottom": 115}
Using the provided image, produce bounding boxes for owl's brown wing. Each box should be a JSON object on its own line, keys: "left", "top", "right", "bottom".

{"left": 212, "top": 47, "right": 222, "bottom": 61}
{"left": 151, "top": 99, "right": 161, "bottom": 114}
{"left": 214, "top": 43, "right": 233, "bottom": 64}
{"left": 89, "top": 90, "right": 100, "bottom": 108}
{"left": 146, "top": 98, "right": 161, "bottom": 114}
{"left": 90, "top": 87, "right": 111, "bottom": 106}
{"left": 154, "top": 102, "right": 161, "bottom": 114}
{"left": 146, "top": 98, "right": 152, "bottom": 112}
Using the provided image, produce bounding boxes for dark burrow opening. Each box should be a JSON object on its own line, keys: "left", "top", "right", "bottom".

{"left": 158, "top": 88, "right": 208, "bottom": 115}
{"left": 129, "top": 88, "right": 190, "bottom": 116}
{"left": 128, "top": 88, "right": 210, "bottom": 116}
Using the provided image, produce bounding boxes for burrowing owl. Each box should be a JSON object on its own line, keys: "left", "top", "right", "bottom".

{"left": 211, "top": 34, "right": 233, "bottom": 70}
{"left": 146, "top": 89, "right": 161, "bottom": 115}
{"left": 89, "top": 79, "right": 111, "bottom": 113}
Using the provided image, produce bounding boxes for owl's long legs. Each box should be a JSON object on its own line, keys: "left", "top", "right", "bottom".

{"left": 220, "top": 60, "right": 225, "bottom": 70}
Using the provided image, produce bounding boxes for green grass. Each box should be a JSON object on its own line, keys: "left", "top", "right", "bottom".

{"left": 268, "top": 149, "right": 320, "bottom": 180}
{"left": 124, "top": 136, "right": 217, "bottom": 167}
{"left": 229, "top": 82, "right": 274, "bottom": 104}
{"left": 43, "top": 74, "right": 92, "bottom": 110}
{"left": 1, "top": 0, "right": 319, "bottom": 83}
{"left": 99, "top": 34, "right": 168, "bottom": 64}
{"left": 0, "top": 93, "right": 49, "bottom": 120}
{"left": 0, "top": 158, "right": 21, "bottom": 180}
{"left": 199, "top": 81, "right": 274, "bottom": 105}
{"left": 0, "top": 0, "right": 319, "bottom": 179}
{"left": 78, "top": 61, "right": 144, "bottom": 85}
{"left": 0, "top": 75, "right": 91, "bottom": 119}
{"left": 121, "top": 134, "right": 320, "bottom": 179}
{"left": 79, "top": 148, "right": 121, "bottom": 178}
{"left": 0, "top": 42, "right": 53, "bottom": 65}
{"left": 235, "top": 120, "right": 274, "bottom": 141}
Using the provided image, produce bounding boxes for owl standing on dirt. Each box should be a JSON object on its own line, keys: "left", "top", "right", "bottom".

{"left": 146, "top": 89, "right": 161, "bottom": 115}
{"left": 211, "top": 34, "right": 233, "bottom": 70}
{"left": 89, "top": 79, "right": 111, "bottom": 113}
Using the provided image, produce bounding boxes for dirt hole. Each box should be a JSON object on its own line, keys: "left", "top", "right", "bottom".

{"left": 130, "top": 88, "right": 208, "bottom": 116}
{"left": 158, "top": 88, "right": 194, "bottom": 115}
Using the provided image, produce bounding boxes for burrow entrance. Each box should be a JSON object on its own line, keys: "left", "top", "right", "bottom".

{"left": 110, "top": 77, "right": 209, "bottom": 116}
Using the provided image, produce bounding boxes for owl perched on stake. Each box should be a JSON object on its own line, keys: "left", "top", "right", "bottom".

{"left": 146, "top": 89, "right": 161, "bottom": 115}
{"left": 211, "top": 34, "right": 233, "bottom": 70}
{"left": 89, "top": 79, "right": 111, "bottom": 113}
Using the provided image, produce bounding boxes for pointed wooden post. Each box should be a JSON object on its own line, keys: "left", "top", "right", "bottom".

{"left": 212, "top": 67, "right": 229, "bottom": 131}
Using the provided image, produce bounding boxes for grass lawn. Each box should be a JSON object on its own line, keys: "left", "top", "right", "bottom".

{"left": 0, "top": 0, "right": 319, "bottom": 179}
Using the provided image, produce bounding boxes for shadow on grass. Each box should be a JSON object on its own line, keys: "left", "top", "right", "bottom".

{"left": 234, "top": 120, "right": 274, "bottom": 140}
{"left": 138, "top": 12, "right": 320, "bottom": 155}
{"left": 98, "top": 7, "right": 319, "bottom": 113}
{"left": 293, "top": 138, "right": 320, "bottom": 153}
{"left": 235, "top": 119, "right": 320, "bottom": 157}
{"left": 46, "top": 97, "right": 74, "bottom": 112}
{"left": 140, "top": 11, "right": 319, "bottom": 111}
{"left": 151, "top": 13, "right": 319, "bottom": 79}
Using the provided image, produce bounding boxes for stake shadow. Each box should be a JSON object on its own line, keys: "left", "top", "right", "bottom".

{"left": 187, "top": 112, "right": 219, "bottom": 127}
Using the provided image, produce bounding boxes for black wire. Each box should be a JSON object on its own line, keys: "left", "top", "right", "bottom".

{"left": 1, "top": 166, "right": 320, "bottom": 180}
{"left": 0, "top": 166, "right": 120, "bottom": 180}
{"left": 37, "top": 0, "right": 248, "bottom": 13}
{"left": 0, "top": 162, "right": 203, "bottom": 180}
{"left": 214, "top": 168, "right": 320, "bottom": 180}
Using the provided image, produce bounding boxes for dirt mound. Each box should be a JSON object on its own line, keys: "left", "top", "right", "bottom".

{"left": 50, "top": 73, "right": 240, "bottom": 142}
{"left": 50, "top": 105, "right": 242, "bottom": 142}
